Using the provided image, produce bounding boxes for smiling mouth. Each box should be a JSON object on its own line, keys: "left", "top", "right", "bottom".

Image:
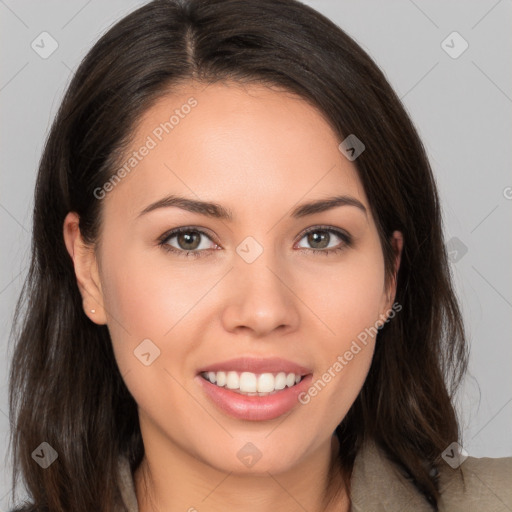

{"left": 199, "top": 370, "right": 308, "bottom": 397}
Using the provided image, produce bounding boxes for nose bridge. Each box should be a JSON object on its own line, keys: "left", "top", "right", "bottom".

{"left": 221, "top": 234, "right": 299, "bottom": 335}
{"left": 236, "top": 231, "right": 286, "bottom": 283}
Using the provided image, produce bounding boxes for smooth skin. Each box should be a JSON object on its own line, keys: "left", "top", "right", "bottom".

{"left": 64, "top": 81, "right": 403, "bottom": 512}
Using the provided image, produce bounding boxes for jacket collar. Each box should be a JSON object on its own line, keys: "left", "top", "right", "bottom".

{"left": 349, "top": 441, "right": 433, "bottom": 511}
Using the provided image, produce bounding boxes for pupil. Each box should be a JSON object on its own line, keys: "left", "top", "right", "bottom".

{"left": 178, "top": 232, "right": 200, "bottom": 250}
{"left": 308, "top": 231, "right": 329, "bottom": 249}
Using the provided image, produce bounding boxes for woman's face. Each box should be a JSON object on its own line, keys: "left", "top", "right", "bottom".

{"left": 66, "top": 81, "right": 401, "bottom": 475}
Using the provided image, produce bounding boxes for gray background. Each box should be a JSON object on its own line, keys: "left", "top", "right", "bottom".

{"left": 1, "top": 0, "right": 511, "bottom": 508}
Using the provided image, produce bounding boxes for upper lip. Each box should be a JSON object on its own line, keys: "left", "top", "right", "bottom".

{"left": 197, "top": 357, "right": 312, "bottom": 376}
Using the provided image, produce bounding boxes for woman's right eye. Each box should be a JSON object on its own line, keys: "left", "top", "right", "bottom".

{"left": 158, "top": 228, "right": 219, "bottom": 258}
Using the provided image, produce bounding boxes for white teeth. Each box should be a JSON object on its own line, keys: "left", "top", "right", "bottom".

{"left": 275, "top": 372, "right": 287, "bottom": 390}
{"left": 216, "top": 371, "right": 226, "bottom": 387}
{"left": 201, "top": 370, "right": 304, "bottom": 393}
{"left": 240, "top": 372, "right": 257, "bottom": 392}
{"left": 226, "top": 371, "right": 239, "bottom": 389}
{"left": 257, "top": 373, "right": 275, "bottom": 393}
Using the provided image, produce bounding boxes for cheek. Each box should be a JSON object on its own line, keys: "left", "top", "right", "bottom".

{"left": 100, "top": 242, "right": 206, "bottom": 334}
{"left": 99, "top": 248, "right": 202, "bottom": 420}
{"left": 98, "top": 242, "right": 203, "bottom": 380}
{"left": 297, "top": 249, "right": 387, "bottom": 341}
{"left": 294, "top": 250, "right": 385, "bottom": 420}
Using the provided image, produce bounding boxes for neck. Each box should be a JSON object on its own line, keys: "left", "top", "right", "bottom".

{"left": 134, "top": 433, "right": 350, "bottom": 512}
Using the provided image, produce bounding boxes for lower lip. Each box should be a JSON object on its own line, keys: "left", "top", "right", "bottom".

{"left": 196, "top": 373, "right": 313, "bottom": 421}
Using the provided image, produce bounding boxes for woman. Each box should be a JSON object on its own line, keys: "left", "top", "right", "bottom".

{"left": 7, "top": 0, "right": 511, "bottom": 511}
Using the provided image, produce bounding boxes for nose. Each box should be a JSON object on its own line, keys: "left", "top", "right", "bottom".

{"left": 220, "top": 248, "right": 301, "bottom": 338}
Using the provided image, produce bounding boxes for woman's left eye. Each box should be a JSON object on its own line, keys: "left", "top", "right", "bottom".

{"left": 158, "top": 226, "right": 352, "bottom": 258}
{"left": 295, "top": 227, "right": 352, "bottom": 255}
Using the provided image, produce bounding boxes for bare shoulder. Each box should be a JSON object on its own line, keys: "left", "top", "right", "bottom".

{"left": 438, "top": 454, "right": 512, "bottom": 511}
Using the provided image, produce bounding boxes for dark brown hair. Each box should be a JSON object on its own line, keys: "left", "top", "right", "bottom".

{"left": 8, "top": 0, "right": 468, "bottom": 510}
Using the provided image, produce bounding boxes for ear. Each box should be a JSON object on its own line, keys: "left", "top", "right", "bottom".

{"left": 63, "top": 211, "right": 107, "bottom": 325}
{"left": 382, "top": 230, "right": 404, "bottom": 314}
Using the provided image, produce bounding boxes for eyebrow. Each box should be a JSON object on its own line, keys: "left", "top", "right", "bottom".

{"left": 137, "top": 194, "right": 367, "bottom": 220}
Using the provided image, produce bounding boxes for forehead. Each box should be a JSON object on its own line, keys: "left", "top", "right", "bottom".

{"left": 103, "top": 81, "right": 368, "bottom": 222}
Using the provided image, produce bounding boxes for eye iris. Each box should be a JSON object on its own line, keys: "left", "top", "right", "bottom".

{"left": 178, "top": 231, "right": 201, "bottom": 250}
{"left": 308, "top": 231, "right": 329, "bottom": 249}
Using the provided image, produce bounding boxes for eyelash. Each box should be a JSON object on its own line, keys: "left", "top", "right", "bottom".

{"left": 157, "top": 225, "right": 352, "bottom": 259}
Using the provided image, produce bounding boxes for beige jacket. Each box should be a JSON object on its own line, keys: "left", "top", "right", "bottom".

{"left": 117, "top": 441, "right": 512, "bottom": 511}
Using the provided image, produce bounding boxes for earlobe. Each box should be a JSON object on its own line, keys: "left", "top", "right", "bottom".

{"left": 63, "top": 212, "right": 107, "bottom": 325}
